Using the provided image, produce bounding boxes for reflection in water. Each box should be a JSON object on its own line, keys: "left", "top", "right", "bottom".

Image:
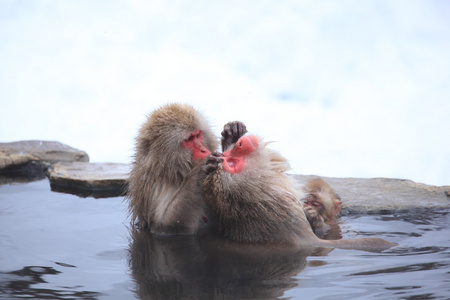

{"left": 350, "top": 261, "right": 449, "bottom": 276}
{"left": 128, "top": 229, "right": 333, "bottom": 299}
{"left": 0, "top": 266, "right": 102, "bottom": 299}
{"left": 389, "top": 246, "right": 450, "bottom": 256}
{"left": 313, "top": 221, "right": 342, "bottom": 240}
{"left": 380, "top": 209, "right": 449, "bottom": 226}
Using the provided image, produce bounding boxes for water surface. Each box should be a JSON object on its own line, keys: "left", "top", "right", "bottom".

{"left": 0, "top": 180, "right": 449, "bottom": 299}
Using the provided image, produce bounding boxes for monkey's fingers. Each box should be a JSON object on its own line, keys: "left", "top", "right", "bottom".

{"left": 221, "top": 134, "right": 233, "bottom": 145}
{"left": 212, "top": 151, "right": 224, "bottom": 158}
{"left": 236, "top": 122, "right": 247, "bottom": 138}
{"left": 304, "top": 207, "right": 318, "bottom": 222}
{"left": 203, "top": 156, "right": 223, "bottom": 173}
{"left": 221, "top": 121, "right": 248, "bottom": 144}
{"left": 221, "top": 122, "right": 234, "bottom": 136}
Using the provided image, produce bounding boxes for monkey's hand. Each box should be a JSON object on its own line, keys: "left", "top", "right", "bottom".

{"left": 304, "top": 206, "right": 325, "bottom": 230}
{"left": 221, "top": 121, "right": 247, "bottom": 151}
{"left": 203, "top": 155, "right": 223, "bottom": 174}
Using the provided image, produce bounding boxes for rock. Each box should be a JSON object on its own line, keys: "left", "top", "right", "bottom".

{"left": 0, "top": 140, "right": 89, "bottom": 183}
{"left": 46, "top": 162, "right": 130, "bottom": 198}
{"left": 0, "top": 140, "right": 89, "bottom": 168}
{"left": 46, "top": 162, "right": 449, "bottom": 209}
{"left": 1, "top": 140, "right": 449, "bottom": 211}
{"left": 292, "top": 174, "right": 450, "bottom": 214}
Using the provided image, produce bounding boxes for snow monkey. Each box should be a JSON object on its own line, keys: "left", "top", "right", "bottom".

{"left": 127, "top": 103, "right": 246, "bottom": 235}
{"left": 301, "top": 177, "right": 342, "bottom": 237}
{"left": 203, "top": 135, "right": 397, "bottom": 251}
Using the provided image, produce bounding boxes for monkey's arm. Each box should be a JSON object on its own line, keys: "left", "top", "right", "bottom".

{"left": 303, "top": 206, "right": 342, "bottom": 239}
{"left": 221, "top": 121, "right": 247, "bottom": 152}
{"left": 304, "top": 206, "right": 327, "bottom": 231}
{"left": 152, "top": 167, "right": 209, "bottom": 235}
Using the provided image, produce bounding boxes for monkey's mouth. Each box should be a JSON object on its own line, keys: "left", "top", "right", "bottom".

{"left": 220, "top": 135, "right": 258, "bottom": 174}
{"left": 222, "top": 157, "right": 244, "bottom": 174}
{"left": 224, "top": 158, "right": 237, "bottom": 168}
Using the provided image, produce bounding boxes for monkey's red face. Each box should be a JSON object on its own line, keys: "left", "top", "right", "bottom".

{"left": 222, "top": 135, "right": 259, "bottom": 174}
{"left": 181, "top": 130, "right": 211, "bottom": 161}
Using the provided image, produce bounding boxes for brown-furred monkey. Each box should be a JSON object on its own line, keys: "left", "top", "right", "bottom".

{"left": 203, "top": 135, "right": 396, "bottom": 252}
{"left": 127, "top": 103, "right": 246, "bottom": 235}
{"left": 301, "top": 177, "right": 342, "bottom": 238}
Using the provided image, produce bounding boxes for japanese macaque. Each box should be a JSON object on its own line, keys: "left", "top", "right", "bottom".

{"left": 127, "top": 103, "right": 246, "bottom": 235}
{"left": 203, "top": 135, "right": 396, "bottom": 252}
{"left": 301, "top": 178, "right": 342, "bottom": 237}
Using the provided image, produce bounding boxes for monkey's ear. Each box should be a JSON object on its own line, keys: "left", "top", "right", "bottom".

{"left": 334, "top": 199, "right": 342, "bottom": 215}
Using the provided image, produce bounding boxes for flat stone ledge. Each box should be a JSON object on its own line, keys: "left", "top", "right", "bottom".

{"left": 292, "top": 174, "right": 450, "bottom": 214}
{"left": 46, "top": 165, "right": 450, "bottom": 210}
{"left": 1, "top": 140, "right": 448, "bottom": 211}
{"left": 46, "top": 162, "right": 130, "bottom": 198}
{"left": 0, "top": 140, "right": 89, "bottom": 183}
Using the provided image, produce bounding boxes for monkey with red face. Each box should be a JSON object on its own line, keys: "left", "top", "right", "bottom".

{"left": 203, "top": 135, "right": 396, "bottom": 251}
{"left": 127, "top": 103, "right": 246, "bottom": 235}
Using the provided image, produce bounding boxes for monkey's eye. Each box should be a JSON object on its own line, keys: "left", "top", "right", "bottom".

{"left": 310, "top": 201, "right": 322, "bottom": 208}
{"left": 185, "top": 131, "right": 202, "bottom": 142}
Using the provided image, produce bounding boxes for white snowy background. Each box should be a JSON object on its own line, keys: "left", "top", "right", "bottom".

{"left": 1, "top": 0, "right": 449, "bottom": 186}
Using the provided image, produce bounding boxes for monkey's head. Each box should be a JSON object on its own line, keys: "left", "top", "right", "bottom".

{"left": 302, "top": 178, "right": 342, "bottom": 220}
{"left": 220, "top": 135, "right": 259, "bottom": 174}
{"left": 217, "top": 134, "right": 291, "bottom": 176}
{"left": 136, "top": 103, "right": 218, "bottom": 172}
